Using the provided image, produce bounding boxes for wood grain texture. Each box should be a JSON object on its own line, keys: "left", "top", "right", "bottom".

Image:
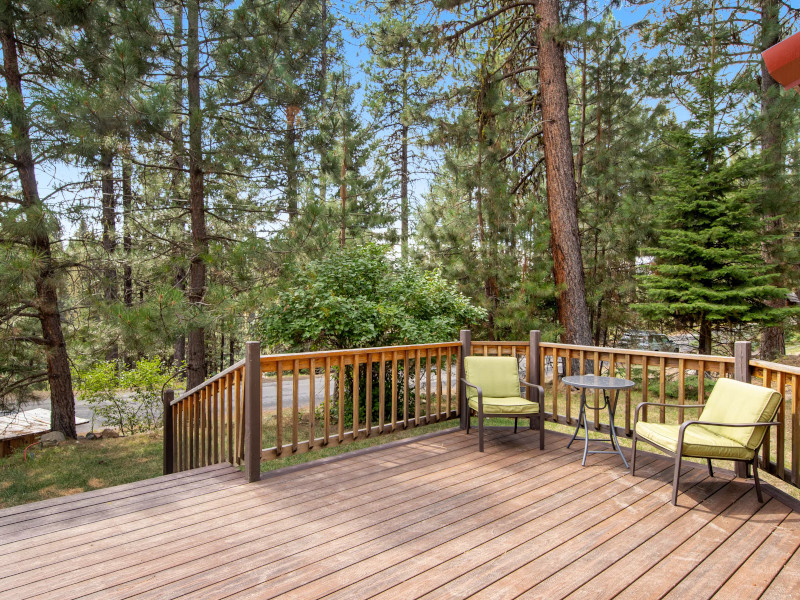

{"left": 2, "top": 429, "right": 798, "bottom": 600}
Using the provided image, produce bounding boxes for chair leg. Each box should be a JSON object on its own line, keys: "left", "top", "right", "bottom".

{"left": 630, "top": 434, "right": 638, "bottom": 475}
{"left": 478, "top": 412, "right": 484, "bottom": 452}
{"left": 707, "top": 458, "right": 714, "bottom": 477}
{"left": 672, "top": 454, "right": 682, "bottom": 506}
{"left": 466, "top": 412, "right": 470, "bottom": 434}
{"left": 514, "top": 418, "right": 518, "bottom": 434}
{"left": 752, "top": 455, "right": 764, "bottom": 503}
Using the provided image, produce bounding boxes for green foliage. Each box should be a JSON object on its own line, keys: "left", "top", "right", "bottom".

{"left": 635, "top": 129, "right": 794, "bottom": 347}
{"left": 75, "top": 358, "right": 176, "bottom": 436}
{"left": 257, "top": 243, "right": 486, "bottom": 351}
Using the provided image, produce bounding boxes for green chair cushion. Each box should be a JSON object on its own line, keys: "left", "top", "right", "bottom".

{"left": 699, "top": 378, "right": 782, "bottom": 450}
{"left": 468, "top": 396, "right": 539, "bottom": 415}
{"left": 635, "top": 422, "right": 754, "bottom": 461}
{"left": 464, "top": 356, "right": 522, "bottom": 399}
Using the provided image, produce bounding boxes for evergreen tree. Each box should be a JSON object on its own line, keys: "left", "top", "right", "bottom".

{"left": 635, "top": 129, "right": 792, "bottom": 354}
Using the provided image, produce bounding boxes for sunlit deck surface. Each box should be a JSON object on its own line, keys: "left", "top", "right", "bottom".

{"left": 2, "top": 428, "right": 800, "bottom": 600}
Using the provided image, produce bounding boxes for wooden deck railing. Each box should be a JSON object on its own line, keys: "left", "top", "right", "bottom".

{"left": 163, "top": 330, "right": 800, "bottom": 490}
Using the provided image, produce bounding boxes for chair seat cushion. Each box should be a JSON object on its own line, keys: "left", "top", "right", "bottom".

{"left": 468, "top": 396, "right": 539, "bottom": 415}
{"left": 636, "top": 422, "right": 754, "bottom": 460}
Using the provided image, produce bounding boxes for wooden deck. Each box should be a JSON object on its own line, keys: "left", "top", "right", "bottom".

{"left": 2, "top": 428, "right": 800, "bottom": 599}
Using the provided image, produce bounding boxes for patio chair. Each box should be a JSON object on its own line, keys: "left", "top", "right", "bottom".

{"left": 462, "top": 356, "right": 545, "bottom": 452}
{"left": 631, "top": 377, "right": 781, "bottom": 505}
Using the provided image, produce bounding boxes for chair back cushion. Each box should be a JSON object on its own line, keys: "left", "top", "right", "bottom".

{"left": 464, "top": 356, "right": 521, "bottom": 399}
{"left": 699, "top": 378, "right": 782, "bottom": 450}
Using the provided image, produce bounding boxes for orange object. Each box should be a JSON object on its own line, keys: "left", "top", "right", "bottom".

{"left": 762, "top": 31, "right": 800, "bottom": 90}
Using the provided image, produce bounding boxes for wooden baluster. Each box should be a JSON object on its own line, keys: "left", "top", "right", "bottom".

{"left": 678, "top": 358, "right": 686, "bottom": 423}
{"left": 698, "top": 360, "right": 705, "bottom": 404}
{"left": 593, "top": 350, "right": 600, "bottom": 430}
{"left": 213, "top": 380, "right": 219, "bottom": 464}
{"left": 338, "top": 356, "right": 345, "bottom": 443}
{"left": 292, "top": 359, "right": 300, "bottom": 452}
{"left": 391, "top": 353, "right": 398, "bottom": 431}
{"left": 324, "top": 357, "right": 331, "bottom": 446}
{"left": 641, "top": 355, "right": 649, "bottom": 423}
{"left": 201, "top": 387, "right": 208, "bottom": 466}
{"left": 276, "top": 361, "right": 283, "bottom": 455}
{"left": 540, "top": 346, "right": 547, "bottom": 393}
{"left": 379, "top": 352, "right": 386, "bottom": 432}
{"left": 188, "top": 394, "right": 194, "bottom": 469}
{"left": 446, "top": 349, "right": 452, "bottom": 417}
{"left": 659, "top": 357, "right": 666, "bottom": 423}
{"left": 496, "top": 344, "right": 501, "bottom": 357}
{"left": 792, "top": 375, "right": 799, "bottom": 486}
{"left": 437, "top": 348, "right": 443, "bottom": 421}
{"left": 403, "top": 351, "right": 409, "bottom": 429}
{"left": 226, "top": 374, "right": 233, "bottom": 464}
{"left": 552, "top": 348, "right": 559, "bottom": 422}
{"left": 777, "top": 371, "right": 785, "bottom": 481}
{"left": 415, "top": 350, "right": 422, "bottom": 425}
{"left": 483, "top": 344, "right": 488, "bottom": 357}
{"left": 564, "top": 349, "right": 572, "bottom": 424}
{"left": 425, "top": 349, "right": 432, "bottom": 423}
{"left": 353, "top": 357, "right": 360, "bottom": 440}
{"left": 309, "top": 358, "right": 316, "bottom": 448}
{"left": 762, "top": 369, "right": 772, "bottom": 470}
{"left": 366, "top": 356, "right": 372, "bottom": 436}
{"left": 625, "top": 355, "right": 632, "bottom": 436}
{"left": 235, "top": 368, "right": 243, "bottom": 463}
{"left": 608, "top": 352, "right": 616, "bottom": 417}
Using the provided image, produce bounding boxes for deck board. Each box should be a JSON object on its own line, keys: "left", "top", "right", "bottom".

{"left": 1, "top": 427, "right": 799, "bottom": 600}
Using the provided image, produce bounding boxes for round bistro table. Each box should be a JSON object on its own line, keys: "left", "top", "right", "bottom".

{"left": 561, "top": 374, "right": 635, "bottom": 468}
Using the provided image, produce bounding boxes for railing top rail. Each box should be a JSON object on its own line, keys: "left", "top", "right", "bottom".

{"left": 257, "top": 341, "right": 461, "bottom": 365}
{"left": 471, "top": 341, "right": 529, "bottom": 347}
{"left": 750, "top": 359, "right": 800, "bottom": 376}
{"left": 539, "top": 341, "right": 737, "bottom": 363}
{"left": 175, "top": 359, "right": 246, "bottom": 404}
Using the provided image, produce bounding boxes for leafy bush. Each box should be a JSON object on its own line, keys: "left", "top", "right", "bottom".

{"left": 258, "top": 243, "right": 486, "bottom": 426}
{"left": 76, "top": 358, "right": 176, "bottom": 436}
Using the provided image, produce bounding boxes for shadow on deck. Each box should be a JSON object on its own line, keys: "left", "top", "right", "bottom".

{"left": 1, "top": 428, "right": 799, "bottom": 599}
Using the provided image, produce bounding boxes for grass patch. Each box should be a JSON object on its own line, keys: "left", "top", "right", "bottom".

{"left": 0, "top": 434, "right": 163, "bottom": 509}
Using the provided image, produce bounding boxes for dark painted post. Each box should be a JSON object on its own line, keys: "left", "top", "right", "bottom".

{"left": 163, "top": 389, "right": 175, "bottom": 475}
{"left": 459, "top": 330, "right": 471, "bottom": 429}
{"left": 244, "top": 341, "right": 262, "bottom": 482}
{"left": 734, "top": 341, "right": 752, "bottom": 478}
{"left": 529, "top": 330, "right": 541, "bottom": 388}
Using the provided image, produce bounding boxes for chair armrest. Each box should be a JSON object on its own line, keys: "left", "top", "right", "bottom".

{"left": 520, "top": 380, "right": 545, "bottom": 403}
{"left": 633, "top": 402, "right": 704, "bottom": 430}
{"left": 460, "top": 379, "right": 483, "bottom": 408}
{"left": 677, "top": 420, "right": 779, "bottom": 455}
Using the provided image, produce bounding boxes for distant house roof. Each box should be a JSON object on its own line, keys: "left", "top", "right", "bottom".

{"left": 762, "top": 32, "right": 800, "bottom": 91}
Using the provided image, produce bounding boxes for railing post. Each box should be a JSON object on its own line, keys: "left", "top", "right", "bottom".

{"left": 734, "top": 341, "right": 752, "bottom": 478}
{"left": 459, "top": 330, "right": 471, "bottom": 430}
{"left": 529, "top": 330, "right": 541, "bottom": 387}
{"left": 244, "top": 341, "right": 262, "bottom": 483}
{"left": 163, "top": 389, "right": 174, "bottom": 475}
{"left": 734, "top": 341, "right": 752, "bottom": 383}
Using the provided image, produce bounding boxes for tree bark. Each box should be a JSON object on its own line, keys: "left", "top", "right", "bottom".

{"left": 100, "top": 149, "right": 118, "bottom": 361}
{"left": 186, "top": 0, "right": 207, "bottom": 389}
{"left": 286, "top": 105, "right": 299, "bottom": 222}
{"left": 535, "top": 0, "right": 592, "bottom": 345}
{"left": 340, "top": 119, "right": 347, "bottom": 248}
{"left": 0, "top": 16, "right": 76, "bottom": 437}
{"left": 171, "top": 2, "right": 186, "bottom": 371}
{"left": 759, "top": 0, "right": 785, "bottom": 360}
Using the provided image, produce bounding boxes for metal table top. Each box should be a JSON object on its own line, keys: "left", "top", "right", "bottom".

{"left": 561, "top": 374, "right": 635, "bottom": 390}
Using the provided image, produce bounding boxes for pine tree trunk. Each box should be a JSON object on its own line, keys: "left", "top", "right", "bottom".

{"left": 0, "top": 18, "right": 76, "bottom": 438}
{"left": 340, "top": 120, "right": 347, "bottom": 248}
{"left": 759, "top": 0, "right": 785, "bottom": 361}
{"left": 286, "top": 105, "right": 299, "bottom": 221}
{"left": 171, "top": 2, "right": 186, "bottom": 372}
{"left": 401, "top": 123, "right": 409, "bottom": 260}
{"left": 186, "top": 0, "right": 207, "bottom": 389}
{"left": 535, "top": 0, "right": 592, "bottom": 345}
{"left": 122, "top": 153, "right": 133, "bottom": 310}
{"left": 100, "top": 149, "right": 118, "bottom": 361}
{"left": 698, "top": 316, "right": 712, "bottom": 355}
